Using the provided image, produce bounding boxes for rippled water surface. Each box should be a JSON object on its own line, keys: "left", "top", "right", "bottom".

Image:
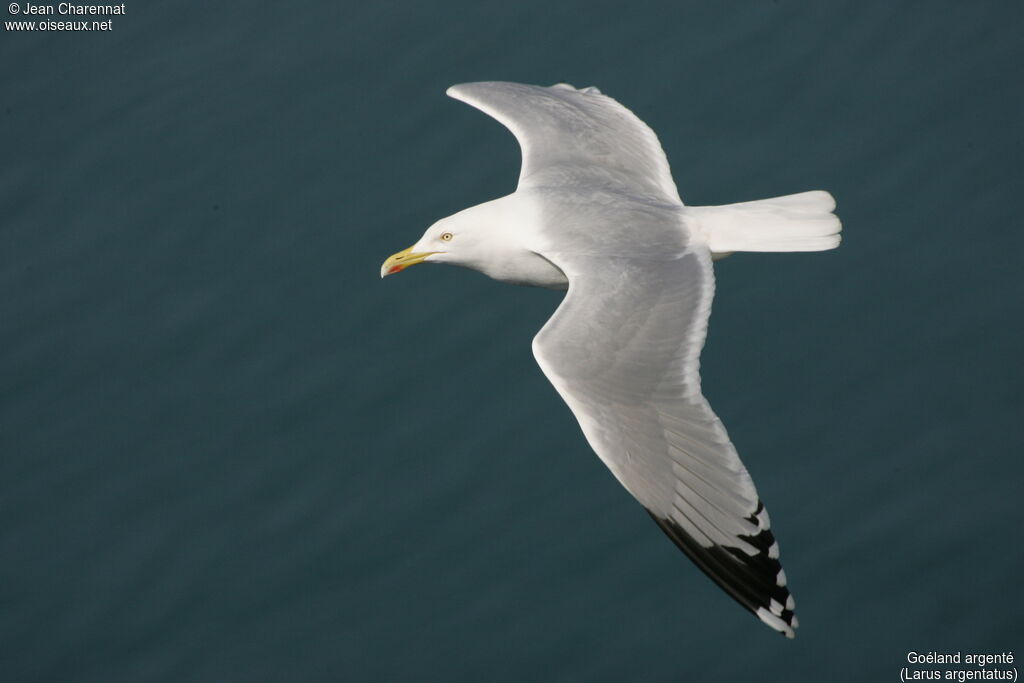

{"left": 3, "top": 2, "right": 1022, "bottom": 681}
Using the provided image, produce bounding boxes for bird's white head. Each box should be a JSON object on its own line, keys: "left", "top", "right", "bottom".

{"left": 381, "top": 196, "right": 531, "bottom": 280}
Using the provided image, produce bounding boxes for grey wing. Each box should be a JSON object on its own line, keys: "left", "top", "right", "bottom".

{"left": 447, "top": 81, "right": 683, "bottom": 204}
{"left": 532, "top": 249, "right": 798, "bottom": 638}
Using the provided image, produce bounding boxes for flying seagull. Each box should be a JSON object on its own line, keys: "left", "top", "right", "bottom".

{"left": 381, "top": 82, "right": 840, "bottom": 638}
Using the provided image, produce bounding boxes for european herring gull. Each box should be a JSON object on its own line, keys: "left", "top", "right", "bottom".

{"left": 381, "top": 82, "right": 841, "bottom": 638}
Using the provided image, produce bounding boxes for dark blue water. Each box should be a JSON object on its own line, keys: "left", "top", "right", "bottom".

{"left": 3, "top": 2, "right": 1022, "bottom": 681}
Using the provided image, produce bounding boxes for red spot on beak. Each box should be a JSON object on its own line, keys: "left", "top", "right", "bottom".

{"left": 388, "top": 264, "right": 405, "bottom": 274}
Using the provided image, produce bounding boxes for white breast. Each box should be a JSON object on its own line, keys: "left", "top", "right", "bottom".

{"left": 486, "top": 249, "right": 568, "bottom": 290}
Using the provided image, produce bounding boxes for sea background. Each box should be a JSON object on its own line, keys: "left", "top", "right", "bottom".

{"left": 2, "top": 2, "right": 1022, "bottom": 681}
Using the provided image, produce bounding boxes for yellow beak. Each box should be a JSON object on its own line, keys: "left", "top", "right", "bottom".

{"left": 380, "top": 245, "right": 437, "bottom": 278}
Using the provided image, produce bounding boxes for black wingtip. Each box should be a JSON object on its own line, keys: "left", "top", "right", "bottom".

{"left": 647, "top": 506, "right": 798, "bottom": 638}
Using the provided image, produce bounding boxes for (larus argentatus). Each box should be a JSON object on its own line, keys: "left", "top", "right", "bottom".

{"left": 381, "top": 81, "right": 841, "bottom": 638}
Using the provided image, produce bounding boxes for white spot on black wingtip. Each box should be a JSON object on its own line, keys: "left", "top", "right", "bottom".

{"left": 755, "top": 504, "right": 771, "bottom": 529}
{"left": 757, "top": 607, "right": 797, "bottom": 639}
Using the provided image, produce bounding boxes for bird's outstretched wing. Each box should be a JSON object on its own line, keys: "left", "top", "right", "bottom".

{"left": 447, "top": 82, "right": 683, "bottom": 204}
{"left": 532, "top": 248, "right": 798, "bottom": 638}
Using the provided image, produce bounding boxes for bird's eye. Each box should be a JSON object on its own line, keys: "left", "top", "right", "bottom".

{"left": 440, "top": 232, "right": 454, "bottom": 242}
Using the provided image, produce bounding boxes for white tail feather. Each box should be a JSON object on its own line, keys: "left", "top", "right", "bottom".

{"left": 690, "top": 190, "right": 841, "bottom": 258}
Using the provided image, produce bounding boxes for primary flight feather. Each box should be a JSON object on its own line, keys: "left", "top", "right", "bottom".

{"left": 381, "top": 81, "right": 840, "bottom": 638}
